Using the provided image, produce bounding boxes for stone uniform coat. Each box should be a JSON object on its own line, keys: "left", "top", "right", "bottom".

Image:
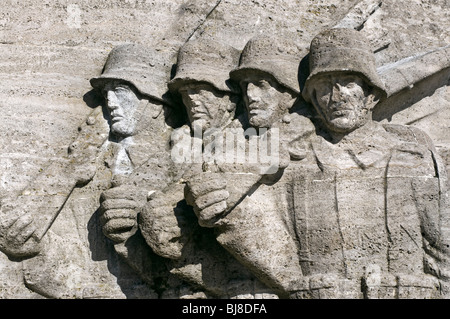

{"left": 287, "top": 121, "right": 449, "bottom": 298}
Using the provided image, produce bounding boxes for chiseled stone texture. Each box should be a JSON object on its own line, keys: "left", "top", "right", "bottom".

{"left": 0, "top": 0, "right": 448, "bottom": 299}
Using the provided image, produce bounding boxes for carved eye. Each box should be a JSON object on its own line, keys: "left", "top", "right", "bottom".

{"left": 346, "top": 82, "right": 357, "bottom": 89}
{"left": 258, "top": 80, "right": 270, "bottom": 89}
{"left": 115, "top": 86, "right": 128, "bottom": 94}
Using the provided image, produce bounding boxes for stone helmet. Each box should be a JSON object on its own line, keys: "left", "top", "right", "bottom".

{"left": 302, "top": 28, "right": 387, "bottom": 103}
{"left": 168, "top": 38, "right": 241, "bottom": 94}
{"left": 90, "top": 44, "right": 173, "bottom": 106}
{"left": 229, "top": 35, "right": 305, "bottom": 95}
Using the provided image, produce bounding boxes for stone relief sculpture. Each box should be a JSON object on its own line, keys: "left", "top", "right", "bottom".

{"left": 139, "top": 38, "right": 244, "bottom": 258}
{"left": 185, "top": 28, "right": 450, "bottom": 299}
{"left": 0, "top": 11, "right": 448, "bottom": 298}
{"left": 90, "top": 44, "right": 178, "bottom": 246}
{"left": 88, "top": 43, "right": 233, "bottom": 298}
{"left": 0, "top": 108, "right": 104, "bottom": 260}
{"left": 0, "top": 43, "right": 185, "bottom": 298}
{"left": 138, "top": 38, "right": 278, "bottom": 298}
{"left": 294, "top": 28, "right": 449, "bottom": 298}
{"left": 185, "top": 35, "right": 316, "bottom": 297}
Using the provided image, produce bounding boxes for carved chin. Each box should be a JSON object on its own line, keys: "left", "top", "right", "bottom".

{"left": 249, "top": 114, "right": 271, "bottom": 128}
{"left": 323, "top": 112, "right": 363, "bottom": 132}
{"left": 249, "top": 117, "right": 264, "bottom": 128}
{"left": 111, "top": 122, "right": 135, "bottom": 137}
{"left": 327, "top": 117, "right": 356, "bottom": 131}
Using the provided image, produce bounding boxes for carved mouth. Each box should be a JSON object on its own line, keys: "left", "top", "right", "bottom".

{"left": 193, "top": 112, "right": 207, "bottom": 119}
{"left": 248, "top": 101, "right": 265, "bottom": 113}
{"left": 111, "top": 116, "right": 123, "bottom": 123}
{"left": 331, "top": 110, "right": 349, "bottom": 117}
{"left": 329, "top": 103, "right": 353, "bottom": 118}
{"left": 248, "top": 103, "right": 262, "bottom": 113}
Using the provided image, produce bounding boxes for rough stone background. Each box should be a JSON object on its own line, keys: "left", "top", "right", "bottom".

{"left": 0, "top": 0, "right": 448, "bottom": 298}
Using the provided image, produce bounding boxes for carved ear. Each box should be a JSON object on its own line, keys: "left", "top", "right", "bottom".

{"left": 226, "top": 101, "right": 236, "bottom": 112}
{"left": 224, "top": 93, "right": 236, "bottom": 112}
{"left": 365, "top": 91, "right": 381, "bottom": 111}
{"left": 280, "top": 90, "right": 297, "bottom": 111}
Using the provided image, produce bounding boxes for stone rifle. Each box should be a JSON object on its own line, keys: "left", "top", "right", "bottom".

{"left": 0, "top": 106, "right": 108, "bottom": 258}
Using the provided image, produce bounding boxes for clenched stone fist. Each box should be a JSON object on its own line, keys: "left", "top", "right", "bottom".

{"left": 0, "top": 209, "right": 42, "bottom": 258}
{"left": 99, "top": 185, "right": 145, "bottom": 243}
{"left": 185, "top": 173, "right": 230, "bottom": 227}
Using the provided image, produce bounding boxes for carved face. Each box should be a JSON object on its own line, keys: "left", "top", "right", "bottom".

{"left": 103, "top": 82, "right": 141, "bottom": 137}
{"left": 179, "top": 83, "right": 236, "bottom": 132}
{"left": 240, "top": 76, "right": 294, "bottom": 128}
{"left": 310, "top": 73, "right": 376, "bottom": 134}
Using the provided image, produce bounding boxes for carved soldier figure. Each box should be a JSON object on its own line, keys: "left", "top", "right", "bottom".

{"left": 89, "top": 44, "right": 179, "bottom": 245}
{"left": 140, "top": 38, "right": 242, "bottom": 259}
{"left": 230, "top": 35, "right": 303, "bottom": 130}
{"left": 167, "top": 38, "right": 242, "bottom": 133}
{"left": 289, "top": 28, "right": 450, "bottom": 298}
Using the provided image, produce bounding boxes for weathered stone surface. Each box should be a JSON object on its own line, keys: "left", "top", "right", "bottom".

{"left": 0, "top": 0, "right": 448, "bottom": 299}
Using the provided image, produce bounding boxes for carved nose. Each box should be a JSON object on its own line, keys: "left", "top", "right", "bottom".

{"left": 331, "top": 84, "right": 344, "bottom": 102}
{"left": 106, "top": 91, "right": 120, "bottom": 109}
{"left": 246, "top": 84, "right": 261, "bottom": 104}
{"left": 192, "top": 98, "right": 203, "bottom": 108}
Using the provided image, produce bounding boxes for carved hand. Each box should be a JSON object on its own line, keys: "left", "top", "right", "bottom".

{"left": 99, "top": 185, "right": 144, "bottom": 243}
{"left": 140, "top": 185, "right": 198, "bottom": 260}
{"left": 186, "top": 173, "right": 230, "bottom": 228}
{"left": 363, "top": 272, "right": 440, "bottom": 299}
{"left": 290, "top": 274, "right": 356, "bottom": 299}
{"left": 0, "top": 210, "right": 42, "bottom": 258}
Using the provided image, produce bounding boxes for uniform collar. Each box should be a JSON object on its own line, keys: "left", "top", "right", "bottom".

{"left": 311, "top": 122, "right": 394, "bottom": 171}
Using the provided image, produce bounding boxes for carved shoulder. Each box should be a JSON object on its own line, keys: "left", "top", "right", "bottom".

{"left": 382, "top": 123, "right": 436, "bottom": 151}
